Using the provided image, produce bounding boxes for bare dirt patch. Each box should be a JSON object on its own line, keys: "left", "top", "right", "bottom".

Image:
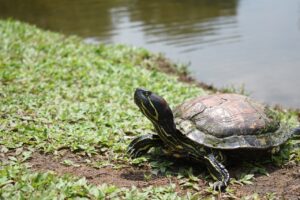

{"left": 231, "top": 164, "right": 300, "bottom": 199}
{"left": 22, "top": 150, "right": 300, "bottom": 199}
{"left": 27, "top": 151, "right": 173, "bottom": 188}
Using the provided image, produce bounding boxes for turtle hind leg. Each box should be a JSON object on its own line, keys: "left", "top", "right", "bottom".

{"left": 127, "top": 134, "right": 164, "bottom": 158}
{"left": 204, "top": 153, "right": 230, "bottom": 191}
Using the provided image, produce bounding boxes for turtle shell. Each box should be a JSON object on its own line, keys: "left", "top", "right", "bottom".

{"left": 174, "top": 94, "right": 293, "bottom": 149}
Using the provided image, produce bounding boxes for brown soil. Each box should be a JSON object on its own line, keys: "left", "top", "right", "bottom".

{"left": 22, "top": 150, "right": 299, "bottom": 199}
{"left": 231, "top": 164, "right": 300, "bottom": 199}
{"left": 27, "top": 150, "right": 174, "bottom": 188}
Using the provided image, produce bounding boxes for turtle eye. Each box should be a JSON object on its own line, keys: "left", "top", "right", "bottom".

{"left": 144, "top": 91, "right": 152, "bottom": 97}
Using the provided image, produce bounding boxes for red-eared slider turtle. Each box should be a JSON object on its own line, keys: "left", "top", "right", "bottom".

{"left": 128, "top": 88, "right": 300, "bottom": 191}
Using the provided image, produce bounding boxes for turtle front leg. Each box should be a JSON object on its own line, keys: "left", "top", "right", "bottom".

{"left": 204, "top": 153, "right": 230, "bottom": 191}
{"left": 127, "top": 134, "right": 164, "bottom": 158}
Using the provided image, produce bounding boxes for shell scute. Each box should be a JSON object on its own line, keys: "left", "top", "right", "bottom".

{"left": 174, "top": 93, "right": 291, "bottom": 149}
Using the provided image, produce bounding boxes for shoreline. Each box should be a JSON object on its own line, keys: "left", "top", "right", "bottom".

{"left": 142, "top": 51, "right": 300, "bottom": 121}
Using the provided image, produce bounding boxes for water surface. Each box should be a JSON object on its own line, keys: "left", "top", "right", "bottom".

{"left": 0, "top": 0, "right": 299, "bottom": 108}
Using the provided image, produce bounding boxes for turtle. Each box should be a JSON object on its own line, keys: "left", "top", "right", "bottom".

{"left": 127, "top": 88, "right": 300, "bottom": 191}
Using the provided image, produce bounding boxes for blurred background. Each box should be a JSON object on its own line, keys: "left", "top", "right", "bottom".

{"left": 0, "top": 0, "right": 299, "bottom": 108}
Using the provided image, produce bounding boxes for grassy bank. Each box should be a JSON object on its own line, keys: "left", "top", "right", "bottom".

{"left": 0, "top": 20, "right": 299, "bottom": 199}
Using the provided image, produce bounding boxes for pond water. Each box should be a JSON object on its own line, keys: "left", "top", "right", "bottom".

{"left": 1, "top": 0, "right": 300, "bottom": 108}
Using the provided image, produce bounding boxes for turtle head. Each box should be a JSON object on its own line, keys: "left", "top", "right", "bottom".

{"left": 134, "top": 88, "right": 174, "bottom": 124}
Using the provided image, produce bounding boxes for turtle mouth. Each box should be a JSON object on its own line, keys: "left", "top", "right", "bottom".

{"left": 134, "top": 88, "right": 150, "bottom": 106}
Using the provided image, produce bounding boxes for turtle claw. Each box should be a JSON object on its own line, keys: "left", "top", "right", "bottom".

{"left": 127, "top": 146, "right": 143, "bottom": 158}
{"left": 212, "top": 181, "right": 227, "bottom": 192}
{"left": 127, "top": 144, "right": 139, "bottom": 158}
{"left": 126, "top": 147, "right": 136, "bottom": 158}
{"left": 127, "top": 134, "right": 163, "bottom": 159}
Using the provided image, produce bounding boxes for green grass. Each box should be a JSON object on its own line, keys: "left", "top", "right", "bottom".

{"left": 0, "top": 20, "right": 204, "bottom": 155}
{"left": 0, "top": 19, "right": 299, "bottom": 199}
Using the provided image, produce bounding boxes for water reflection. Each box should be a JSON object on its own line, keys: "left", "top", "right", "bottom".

{"left": 0, "top": 0, "right": 300, "bottom": 108}
{"left": 0, "top": 0, "right": 239, "bottom": 51}
{"left": 0, "top": 0, "right": 126, "bottom": 39}
{"left": 127, "top": 0, "right": 239, "bottom": 51}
